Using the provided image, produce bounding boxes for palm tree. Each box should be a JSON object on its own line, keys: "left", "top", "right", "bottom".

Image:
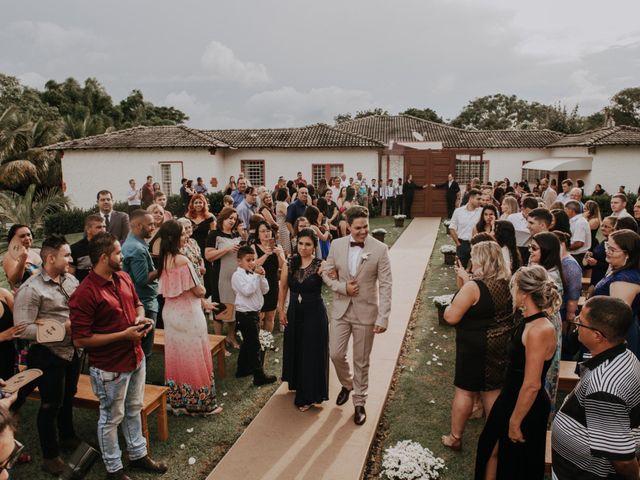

{"left": 0, "top": 183, "right": 69, "bottom": 234}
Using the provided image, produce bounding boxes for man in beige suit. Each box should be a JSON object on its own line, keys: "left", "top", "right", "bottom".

{"left": 322, "top": 206, "right": 392, "bottom": 425}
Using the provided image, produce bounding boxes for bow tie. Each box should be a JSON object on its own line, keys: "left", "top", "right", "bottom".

{"left": 350, "top": 241, "right": 365, "bottom": 248}
{"left": 245, "top": 270, "right": 254, "bottom": 275}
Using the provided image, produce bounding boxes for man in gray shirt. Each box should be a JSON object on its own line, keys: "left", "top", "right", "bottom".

{"left": 14, "top": 235, "right": 81, "bottom": 476}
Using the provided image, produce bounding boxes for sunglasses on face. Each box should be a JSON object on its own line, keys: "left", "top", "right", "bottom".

{"left": 567, "top": 316, "right": 607, "bottom": 339}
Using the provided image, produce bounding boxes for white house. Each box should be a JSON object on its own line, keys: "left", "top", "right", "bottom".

{"left": 47, "top": 115, "right": 640, "bottom": 216}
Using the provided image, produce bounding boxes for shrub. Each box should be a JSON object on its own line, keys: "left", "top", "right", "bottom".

{"left": 44, "top": 208, "right": 91, "bottom": 236}
{"left": 207, "top": 192, "right": 225, "bottom": 215}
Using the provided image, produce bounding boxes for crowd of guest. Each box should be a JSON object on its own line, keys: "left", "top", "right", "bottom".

{"left": 444, "top": 175, "right": 640, "bottom": 479}
{"left": 0, "top": 169, "right": 403, "bottom": 478}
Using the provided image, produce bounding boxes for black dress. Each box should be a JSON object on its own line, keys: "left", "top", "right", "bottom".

{"left": 454, "top": 279, "right": 514, "bottom": 391}
{"left": 474, "top": 312, "right": 552, "bottom": 480}
{"left": 254, "top": 243, "right": 279, "bottom": 312}
{"left": 190, "top": 216, "right": 215, "bottom": 254}
{"left": 0, "top": 301, "right": 16, "bottom": 380}
{"left": 282, "top": 257, "right": 329, "bottom": 407}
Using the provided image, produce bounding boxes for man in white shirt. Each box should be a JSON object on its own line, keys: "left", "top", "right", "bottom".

{"left": 610, "top": 193, "right": 633, "bottom": 219}
{"left": 330, "top": 176, "right": 341, "bottom": 201}
{"left": 395, "top": 178, "right": 404, "bottom": 215}
{"left": 508, "top": 196, "right": 539, "bottom": 265}
{"left": 557, "top": 179, "right": 573, "bottom": 204}
{"left": 449, "top": 188, "right": 482, "bottom": 268}
{"left": 231, "top": 246, "right": 275, "bottom": 386}
{"left": 565, "top": 200, "right": 591, "bottom": 265}
{"left": 126, "top": 179, "right": 141, "bottom": 214}
{"left": 383, "top": 179, "right": 395, "bottom": 216}
{"left": 339, "top": 173, "right": 349, "bottom": 188}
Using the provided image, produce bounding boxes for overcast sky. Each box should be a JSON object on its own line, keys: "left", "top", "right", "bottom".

{"left": 2, "top": 0, "right": 639, "bottom": 128}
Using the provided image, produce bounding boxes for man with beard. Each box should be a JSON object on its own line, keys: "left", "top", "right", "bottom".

{"left": 122, "top": 210, "right": 159, "bottom": 361}
{"left": 70, "top": 233, "right": 167, "bottom": 480}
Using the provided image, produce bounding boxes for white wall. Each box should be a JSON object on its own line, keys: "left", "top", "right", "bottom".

{"left": 221, "top": 148, "right": 380, "bottom": 188}
{"left": 483, "top": 148, "right": 547, "bottom": 183}
{"left": 588, "top": 146, "right": 640, "bottom": 194}
{"left": 62, "top": 149, "right": 223, "bottom": 208}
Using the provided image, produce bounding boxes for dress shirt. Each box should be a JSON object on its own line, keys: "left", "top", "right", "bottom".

{"left": 611, "top": 208, "right": 632, "bottom": 219}
{"left": 384, "top": 186, "right": 395, "bottom": 199}
{"left": 122, "top": 233, "right": 159, "bottom": 313}
{"left": 542, "top": 188, "right": 557, "bottom": 206}
{"left": 557, "top": 192, "right": 570, "bottom": 204}
{"left": 286, "top": 199, "right": 307, "bottom": 225}
{"left": 330, "top": 186, "right": 341, "bottom": 200}
{"left": 70, "top": 270, "right": 144, "bottom": 373}
{"left": 100, "top": 210, "right": 111, "bottom": 227}
{"left": 231, "top": 268, "right": 269, "bottom": 312}
{"left": 14, "top": 270, "right": 79, "bottom": 361}
{"left": 237, "top": 200, "right": 257, "bottom": 230}
{"left": 450, "top": 206, "right": 481, "bottom": 241}
{"left": 127, "top": 188, "right": 141, "bottom": 206}
{"left": 340, "top": 178, "right": 349, "bottom": 188}
{"left": 569, "top": 214, "right": 591, "bottom": 254}
{"left": 507, "top": 212, "right": 532, "bottom": 247}
{"left": 231, "top": 189, "right": 245, "bottom": 208}
{"left": 194, "top": 184, "right": 208, "bottom": 194}
{"left": 348, "top": 236, "right": 364, "bottom": 277}
{"left": 395, "top": 183, "right": 403, "bottom": 196}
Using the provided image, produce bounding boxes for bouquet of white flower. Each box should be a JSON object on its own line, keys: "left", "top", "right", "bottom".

{"left": 432, "top": 294, "right": 454, "bottom": 308}
{"left": 393, "top": 214, "right": 407, "bottom": 220}
{"left": 443, "top": 219, "right": 451, "bottom": 227}
{"left": 258, "top": 329, "right": 275, "bottom": 351}
{"left": 382, "top": 440, "right": 446, "bottom": 480}
{"left": 372, "top": 228, "right": 388, "bottom": 234}
{"left": 439, "top": 244, "right": 456, "bottom": 254}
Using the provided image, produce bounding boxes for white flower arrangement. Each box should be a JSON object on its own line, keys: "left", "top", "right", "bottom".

{"left": 372, "top": 228, "right": 388, "bottom": 234}
{"left": 439, "top": 244, "right": 457, "bottom": 254}
{"left": 393, "top": 214, "right": 407, "bottom": 219}
{"left": 432, "top": 294, "right": 454, "bottom": 308}
{"left": 259, "top": 329, "right": 275, "bottom": 351}
{"left": 382, "top": 440, "right": 446, "bottom": 480}
{"left": 443, "top": 219, "right": 451, "bottom": 227}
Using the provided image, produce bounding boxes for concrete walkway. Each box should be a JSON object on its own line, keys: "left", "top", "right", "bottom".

{"left": 208, "top": 218, "right": 440, "bottom": 480}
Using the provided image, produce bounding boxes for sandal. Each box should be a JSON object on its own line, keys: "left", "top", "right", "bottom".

{"left": 298, "top": 405, "right": 312, "bottom": 412}
{"left": 441, "top": 433, "right": 462, "bottom": 451}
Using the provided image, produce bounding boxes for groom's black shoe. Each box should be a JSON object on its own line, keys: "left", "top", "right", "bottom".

{"left": 354, "top": 406, "right": 366, "bottom": 425}
{"left": 336, "top": 386, "right": 352, "bottom": 406}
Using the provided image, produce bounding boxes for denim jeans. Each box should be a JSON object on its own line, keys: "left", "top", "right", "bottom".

{"left": 89, "top": 359, "right": 147, "bottom": 473}
{"left": 141, "top": 310, "right": 157, "bottom": 361}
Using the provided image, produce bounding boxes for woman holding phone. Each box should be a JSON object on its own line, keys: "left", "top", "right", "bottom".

{"left": 251, "top": 221, "right": 285, "bottom": 332}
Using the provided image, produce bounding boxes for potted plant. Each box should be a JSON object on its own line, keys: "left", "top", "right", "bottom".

{"left": 382, "top": 439, "right": 446, "bottom": 480}
{"left": 443, "top": 219, "right": 451, "bottom": 236}
{"left": 433, "top": 294, "right": 454, "bottom": 326}
{"left": 393, "top": 214, "right": 406, "bottom": 227}
{"left": 440, "top": 244, "right": 457, "bottom": 265}
{"left": 371, "top": 228, "right": 387, "bottom": 242}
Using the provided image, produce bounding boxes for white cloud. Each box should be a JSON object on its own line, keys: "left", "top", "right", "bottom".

{"left": 201, "top": 41, "right": 269, "bottom": 86}
{"left": 9, "top": 21, "right": 96, "bottom": 53}
{"left": 164, "top": 90, "right": 245, "bottom": 128}
{"left": 246, "top": 86, "right": 375, "bottom": 126}
{"left": 560, "top": 70, "right": 611, "bottom": 112}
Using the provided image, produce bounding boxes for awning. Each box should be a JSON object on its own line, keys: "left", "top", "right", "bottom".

{"left": 522, "top": 157, "right": 592, "bottom": 171}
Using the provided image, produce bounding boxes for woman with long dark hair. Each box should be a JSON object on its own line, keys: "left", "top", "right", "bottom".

{"left": 550, "top": 209, "right": 571, "bottom": 236}
{"left": 494, "top": 220, "right": 521, "bottom": 275}
{"left": 528, "top": 232, "right": 564, "bottom": 410}
{"left": 251, "top": 221, "right": 285, "bottom": 332}
{"left": 278, "top": 228, "right": 329, "bottom": 411}
{"left": 2, "top": 225, "right": 42, "bottom": 290}
{"left": 304, "top": 206, "right": 331, "bottom": 259}
{"left": 157, "top": 220, "right": 222, "bottom": 416}
{"left": 473, "top": 205, "right": 498, "bottom": 236}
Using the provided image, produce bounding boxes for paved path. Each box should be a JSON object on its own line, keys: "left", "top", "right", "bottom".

{"left": 208, "top": 218, "right": 440, "bottom": 480}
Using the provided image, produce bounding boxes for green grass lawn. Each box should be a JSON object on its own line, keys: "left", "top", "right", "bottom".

{"left": 365, "top": 220, "right": 481, "bottom": 479}
{"left": 10, "top": 216, "right": 409, "bottom": 480}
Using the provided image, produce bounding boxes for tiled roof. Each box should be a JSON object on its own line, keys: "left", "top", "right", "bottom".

{"left": 47, "top": 123, "right": 383, "bottom": 151}
{"left": 335, "top": 115, "right": 565, "bottom": 149}
{"left": 46, "top": 125, "right": 228, "bottom": 150}
{"left": 201, "top": 123, "right": 383, "bottom": 149}
{"left": 545, "top": 126, "right": 640, "bottom": 147}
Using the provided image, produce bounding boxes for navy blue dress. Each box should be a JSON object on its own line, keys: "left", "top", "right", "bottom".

{"left": 281, "top": 257, "right": 329, "bottom": 407}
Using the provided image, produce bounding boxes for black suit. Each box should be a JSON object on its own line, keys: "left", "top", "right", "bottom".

{"left": 103, "top": 210, "right": 130, "bottom": 244}
{"left": 435, "top": 180, "right": 460, "bottom": 218}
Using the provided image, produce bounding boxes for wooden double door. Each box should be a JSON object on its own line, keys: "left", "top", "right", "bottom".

{"left": 403, "top": 150, "right": 456, "bottom": 217}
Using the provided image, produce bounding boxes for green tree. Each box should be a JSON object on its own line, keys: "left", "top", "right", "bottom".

{"left": 451, "top": 94, "right": 549, "bottom": 130}
{"left": 608, "top": 87, "right": 640, "bottom": 127}
{"left": 400, "top": 107, "right": 443, "bottom": 123}
{"left": 0, "top": 183, "right": 69, "bottom": 233}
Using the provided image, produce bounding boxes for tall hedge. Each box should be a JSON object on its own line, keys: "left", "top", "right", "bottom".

{"left": 43, "top": 191, "right": 227, "bottom": 236}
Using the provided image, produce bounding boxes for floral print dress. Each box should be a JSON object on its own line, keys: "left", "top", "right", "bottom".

{"left": 159, "top": 262, "right": 219, "bottom": 415}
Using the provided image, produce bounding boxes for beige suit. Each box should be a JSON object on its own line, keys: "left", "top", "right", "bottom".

{"left": 322, "top": 235, "right": 392, "bottom": 406}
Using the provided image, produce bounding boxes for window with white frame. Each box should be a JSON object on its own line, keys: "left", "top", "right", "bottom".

{"left": 241, "top": 160, "right": 265, "bottom": 187}
{"left": 312, "top": 164, "right": 344, "bottom": 186}
{"left": 160, "top": 164, "right": 173, "bottom": 195}
{"left": 521, "top": 164, "right": 548, "bottom": 184}
{"left": 455, "top": 154, "right": 489, "bottom": 186}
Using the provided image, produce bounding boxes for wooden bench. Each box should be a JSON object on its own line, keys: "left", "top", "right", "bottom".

{"left": 153, "top": 329, "right": 226, "bottom": 379}
{"left": 559, "top": 361, "right": 579, "bottom": 392}
{"left": 28, "top": 374, "right": 169, "bottom": 447}
{"left": 545, "top": 430, "right": 552, "bottom": 474}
